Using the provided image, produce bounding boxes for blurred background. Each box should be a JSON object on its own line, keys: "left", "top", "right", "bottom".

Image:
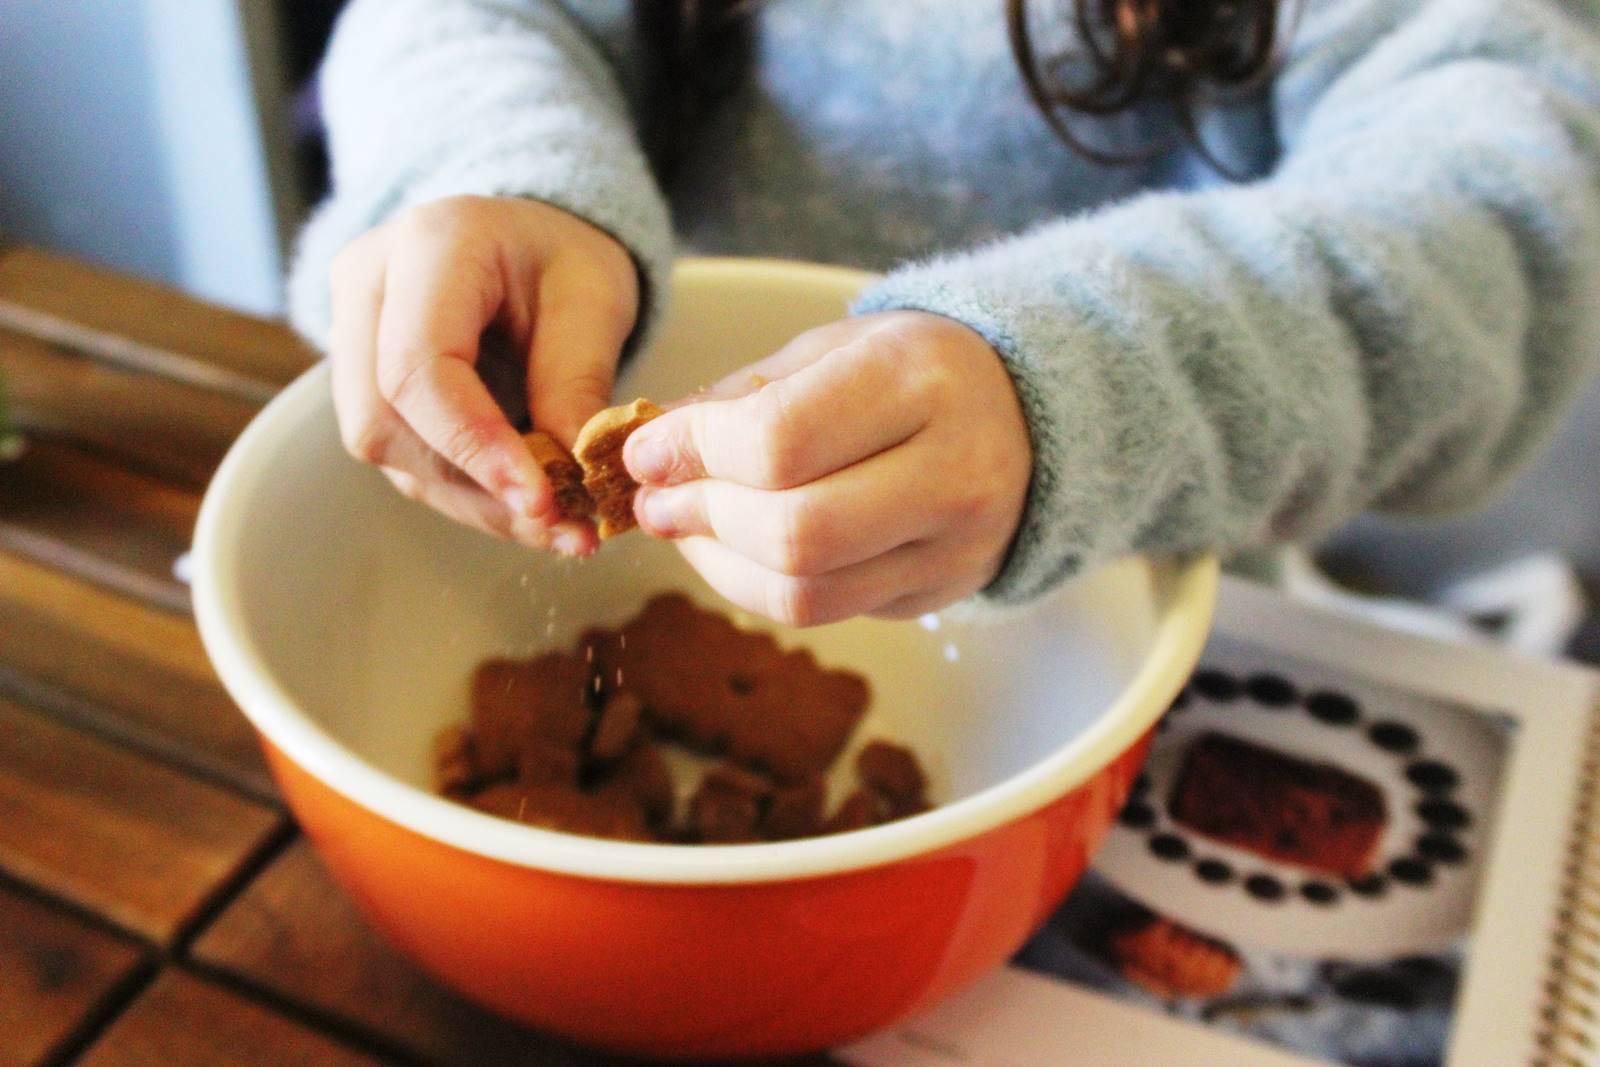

{"left": 0, "top": 0, "right": 340, "bottom": 316}
{"left": 1, "top": 0, "right": 1595, "bottom": 659}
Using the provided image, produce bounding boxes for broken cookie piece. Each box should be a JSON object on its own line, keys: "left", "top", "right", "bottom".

{"left": 470, "top": 781, "right": 652, "bottom": 842}
{"left": 431, "top": 724, "right": 479, "bottom": 799}
{"left": 857, "top": 740, "right": 930, "bottom": 818}
{"left": 761, "top": 777, "right": 827, "bottom": 840}
{"left": 437, "top": 593, "right": 933, "bottom": 844}
{"left": 522, "top": 399, "right": 664, "bottom": 540}
{"left": 821, "top": 789, "right": 881, "bottom": 835}
{"left": 607, "top": 742, "right": 676, "bottom": 827}
{"left": 689, "top": 767, "right": 768, "bottom": 843}
{"left": 589, "top": 689, "right": 644, "bottom": 762}
{"left": 469, "top": 654, "right": 592, "bottom": 778}
{"left": 701, "top": 763, "right": 774, "bottom": 801}
{"left": 588, "top": 594, "right": 868, "bottom": 783}
{"left": 735, "top": 648, "right": 869, "bottom": 783}
{"left": 516, "top": 737, "right": 582, "bottom": 788}
{"left": 524, "top": 431, "right": 594, "bottom": 520}
{"left": 572, "top": 398, "right": 663, "bottom": 538}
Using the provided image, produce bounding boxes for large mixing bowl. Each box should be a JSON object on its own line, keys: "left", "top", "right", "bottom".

{"left": 192, "top": 258, "right": 1216, "bottom": 1060}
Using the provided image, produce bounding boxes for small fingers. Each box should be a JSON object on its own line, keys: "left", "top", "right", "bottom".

{"left": 527, "top": 259, "right": 635, "bottom": 448}
{"left": 329, "top": 236, "right": 494, "bottom": 506}
{"left": 328, "top": 229, "right": 393, "bottom": 465}
{"left": 382, "top": 460, "right": 594, "bottom": 556}
{"left": 363, "top": 407, "right": 596, "bottom": 556}
{"left": 383, "top": 467, "right": 515, "bottom": 541}
{"left": 377, "top": 352, "right": 550, "bottom": 514}
{"left": 684, "top": 317, "right": 868, "bottom": 405}
{"left": 376, "top": 233, "right": 552, "bottom": 520}
{"left": 633, "top": 446, "right": 935, "bottom": 577}
{"left": 328, "top": 226, "right": 539, "bottom": 542}
{"left": 674, "top": 536, "right": 936, "bottom": 628}
{"left": 625, "top": 331, "right": 932, "bottom": 491}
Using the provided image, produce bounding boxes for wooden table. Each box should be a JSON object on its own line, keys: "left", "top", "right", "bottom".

{"left": 0, "top": 245, "right": 828, "bottom": 1067}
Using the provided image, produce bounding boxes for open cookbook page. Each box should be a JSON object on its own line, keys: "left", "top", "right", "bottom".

{"left": 842, "top": 577, "right": 1600, "bottom": 1067}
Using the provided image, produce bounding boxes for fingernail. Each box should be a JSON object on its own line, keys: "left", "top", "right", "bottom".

{"left": 637, "top": 487, "right": 676, "bottom": 536}
{"left": 553, "top": 529, "right": 586, "bottom": 557}
{"left": 625, "top": 425, "right": 669, "bottom": 483}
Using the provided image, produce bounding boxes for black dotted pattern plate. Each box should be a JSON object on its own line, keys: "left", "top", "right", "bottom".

{"left": 1119, "top": 668, "right": 1474, "bottom": 908}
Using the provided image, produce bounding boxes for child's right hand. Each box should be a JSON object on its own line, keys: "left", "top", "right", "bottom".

{"left": 326, "top": 195, "right": 640, "bottom": 556}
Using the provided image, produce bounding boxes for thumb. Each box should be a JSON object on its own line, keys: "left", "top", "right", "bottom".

{"left": 527, "top": 261, "right": 635, "bottom": 448}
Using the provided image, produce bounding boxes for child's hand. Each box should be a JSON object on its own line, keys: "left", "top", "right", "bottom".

{"left": 327, "top": 195, "right": 640, "bottom": 555}
{"left": 624, "top": 312, "right": 1032, "bottom": 626}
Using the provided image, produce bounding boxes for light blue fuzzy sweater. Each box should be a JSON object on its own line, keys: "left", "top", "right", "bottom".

{"left": 288, "top": 0, "right": 1600, "bottom": 608}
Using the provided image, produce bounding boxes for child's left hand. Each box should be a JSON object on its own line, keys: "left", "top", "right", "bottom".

{"left": 623, "top": 312, "right": 1032, "bottom": 626}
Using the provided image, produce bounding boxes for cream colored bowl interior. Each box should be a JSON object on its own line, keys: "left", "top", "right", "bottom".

{"left": 193, "top": 259, "right": 1217, "bottom": 883}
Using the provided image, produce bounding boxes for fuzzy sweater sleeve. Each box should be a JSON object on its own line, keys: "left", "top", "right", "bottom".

{"left": 284, "top": 0, "right": 672, "bottom": 350}
{"left": 856, "top": 0, "right": 1600, "bottom": 606}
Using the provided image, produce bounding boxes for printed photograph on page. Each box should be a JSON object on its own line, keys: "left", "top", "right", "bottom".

{"left": 1013, "top": 636, "right": 1515, "bottom": 1067}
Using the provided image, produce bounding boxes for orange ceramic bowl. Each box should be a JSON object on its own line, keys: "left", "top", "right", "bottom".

{"left": 192, "top": 259, "right": 1217, "bottom": 1061}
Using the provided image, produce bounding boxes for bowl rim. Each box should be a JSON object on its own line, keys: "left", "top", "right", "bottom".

{"left": 192, "top": 257, "right": 1219, "bottom": 886}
